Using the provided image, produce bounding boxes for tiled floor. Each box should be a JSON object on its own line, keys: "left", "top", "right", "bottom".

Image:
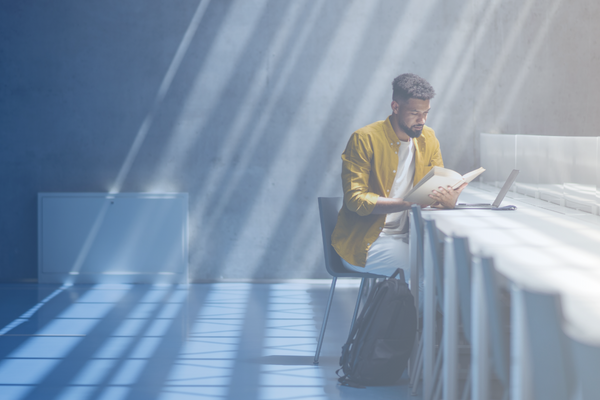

{"left": 0, "top": 282, "right": 419, "bottom": 400}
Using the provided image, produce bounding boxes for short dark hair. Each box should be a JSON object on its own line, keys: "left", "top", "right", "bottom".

{"left": 392, "top": 73, "right": 436, "bottom": 101}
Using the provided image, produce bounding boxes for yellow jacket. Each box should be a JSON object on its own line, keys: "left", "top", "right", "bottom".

{"left": 331, "top": 117, "right": 444, "bottom": 267}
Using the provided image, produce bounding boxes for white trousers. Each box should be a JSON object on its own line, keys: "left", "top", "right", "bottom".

{"left": 342, "top": 232, "right": 409, "bottom": 282}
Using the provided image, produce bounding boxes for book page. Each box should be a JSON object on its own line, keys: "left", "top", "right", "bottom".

{"left": 404, "top": 175, "right": 464, "bottom": 205}
{"left": 403, "top": 166, "right": 485, "bottom": 205}
{"left": 432, "top": 167, "right": 463, "bottom": 179}
{"left": 408, "top": 166, "right": 462, "bottom": 195}
{"left": 461, "top": 167, "right": 486, "bottom": 184}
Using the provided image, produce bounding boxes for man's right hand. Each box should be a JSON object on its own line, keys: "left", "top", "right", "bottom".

{"left": 429, "top": 182, "right": 468, "bottom": 209}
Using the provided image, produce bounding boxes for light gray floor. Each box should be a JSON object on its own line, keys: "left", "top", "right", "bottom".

{"left": 0, "top": 282, "right": 420, "bottom": 400}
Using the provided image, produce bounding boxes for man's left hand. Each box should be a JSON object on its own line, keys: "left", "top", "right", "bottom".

{"left": 429, "top": 182, "right": 468, "bottom": 209}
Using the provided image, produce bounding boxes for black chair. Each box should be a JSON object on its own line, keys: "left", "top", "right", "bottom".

{"left": 313, "top": 197, "right": 386, "bottom": 365}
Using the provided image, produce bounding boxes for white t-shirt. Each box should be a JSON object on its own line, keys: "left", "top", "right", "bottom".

{"left": 382, "top": 139, "right": 415, "bottom": 235}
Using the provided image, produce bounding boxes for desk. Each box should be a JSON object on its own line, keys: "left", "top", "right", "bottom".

{"left": 419, "top": 185, "right": 600, "bottom": 400}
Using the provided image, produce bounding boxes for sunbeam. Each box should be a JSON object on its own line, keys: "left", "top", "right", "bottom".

{"left": 109, "top": 0, "right": 212, "bottom": 194}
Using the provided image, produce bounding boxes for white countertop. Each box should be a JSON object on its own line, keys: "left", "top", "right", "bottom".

{"left": 422, "top": 185, "right": 600, "bottom": 346}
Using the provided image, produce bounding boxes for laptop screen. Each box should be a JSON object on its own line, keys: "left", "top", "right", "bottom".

{"left": 492, "top": 169, "right": 520, "bottom": 207}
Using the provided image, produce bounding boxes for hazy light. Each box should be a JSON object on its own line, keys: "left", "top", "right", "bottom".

{"left": 109, "top": 0, "right": 212, "bottom": 193}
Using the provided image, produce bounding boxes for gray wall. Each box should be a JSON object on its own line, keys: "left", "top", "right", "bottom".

{"left": 1, "top": 0, "right": 599, "bottom": 281}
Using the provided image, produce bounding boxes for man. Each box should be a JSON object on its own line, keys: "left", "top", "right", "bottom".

{"left": 331, "top": 73, "right": 466, "bottom": 277}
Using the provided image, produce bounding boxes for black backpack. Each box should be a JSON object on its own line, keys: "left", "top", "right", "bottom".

{"left": 337, "top": 269, "right": 417, "bottom": 387}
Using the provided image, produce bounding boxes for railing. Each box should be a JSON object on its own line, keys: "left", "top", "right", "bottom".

{"left": 480, "top": 133, "right": 599, "bottom": 214}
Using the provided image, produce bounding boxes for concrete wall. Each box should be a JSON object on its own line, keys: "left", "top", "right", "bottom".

{"left": 1, "top": 0, "right": 599, "bottom": 281}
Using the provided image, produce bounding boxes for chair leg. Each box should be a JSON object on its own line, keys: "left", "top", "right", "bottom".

{"left": 313, "top": 277, "right": 337, "bottom": 365}
{"left": 360, "top": 278, "right": 373, "bottom": 307}
{"left": 348, "top": 277, "right": 366, "bottom": 339}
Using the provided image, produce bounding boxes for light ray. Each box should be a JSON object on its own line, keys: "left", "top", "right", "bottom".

{"left": 151, "top": 0, "right": 276, "bottom": 190}
{"left": 211, "top": 0, "right": 386, "bottom": 277}
{"left": 465, "top": 0, "right": 539, "bottom": 129}
{"left": 428, "top": 0, "right": 508, "bottom": 135}
{"left": 495, "top": 0, "right": 563, "bottom": 129}
{"left": 193, "top": 0, "right": 324, "bottom": 231}
{"left": 350, "top": 0, "right": 446, "bottom": 129}
{"left": 109, "top": 0, "right": 211, "bottom": 193}
{"left": 68, "top": 200, "right": 111, "bottom": 279}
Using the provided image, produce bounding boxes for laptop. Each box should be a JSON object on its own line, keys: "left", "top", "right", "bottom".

{"left": 454, "top": 169, "right": 520, "bottom": 210}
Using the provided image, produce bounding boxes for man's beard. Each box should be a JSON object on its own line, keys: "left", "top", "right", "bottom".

{"left": 399, "top": 121, "right": 423, "bottom": 138}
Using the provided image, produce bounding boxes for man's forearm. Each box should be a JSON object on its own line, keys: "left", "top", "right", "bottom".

{"left": 371, "top": 197, "right": 413, "bottom": 214}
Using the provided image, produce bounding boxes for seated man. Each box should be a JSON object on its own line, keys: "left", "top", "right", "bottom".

{"left": 331, "top": 73, "right": 465, "bottom": 278}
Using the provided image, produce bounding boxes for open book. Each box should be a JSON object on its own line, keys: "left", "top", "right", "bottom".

{"left": 404, "top": 166, "right": 485, "bottom": 205}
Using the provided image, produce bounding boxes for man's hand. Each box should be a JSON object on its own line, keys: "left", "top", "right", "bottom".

{"left": 429, "top": 182, "right": 468, "bottom": 209}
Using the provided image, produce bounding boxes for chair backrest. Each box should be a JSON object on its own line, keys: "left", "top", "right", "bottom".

{"left": 522, "top": 289, "right": 575, "bottom": 400}
{"left": 317, "top": 197, "right": 347, "bottom": 276}
{"left": 452, "top": 236, "right": 472, "bottom": 343}
{"left": 424, "top": 219, "right": 444, "bottom": 311}
{"left": 479, "top": 256, "right": 510, "bottom": 388}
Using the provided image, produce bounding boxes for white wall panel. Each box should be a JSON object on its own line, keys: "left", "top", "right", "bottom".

{"left": 38, "top": 193, "right": 188, "bottom": 283}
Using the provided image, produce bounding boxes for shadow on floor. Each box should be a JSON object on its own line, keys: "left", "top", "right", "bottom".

{"left": 0, "top": 282, "right": 419, "bottom": 400}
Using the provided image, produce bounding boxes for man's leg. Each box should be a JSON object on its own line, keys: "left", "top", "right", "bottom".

{"left": 341, "top": 233, "right": 410, "bottom": 281}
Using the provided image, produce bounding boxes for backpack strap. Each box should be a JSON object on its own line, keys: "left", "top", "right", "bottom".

{"left": 337, "top": 372, "right": 366, "bottom": 389}
{"left": 390, "top": 268, "right": 405, "bottom": 283}
{"left": 340, "top": 282, "right": 379, "bottom": 357}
